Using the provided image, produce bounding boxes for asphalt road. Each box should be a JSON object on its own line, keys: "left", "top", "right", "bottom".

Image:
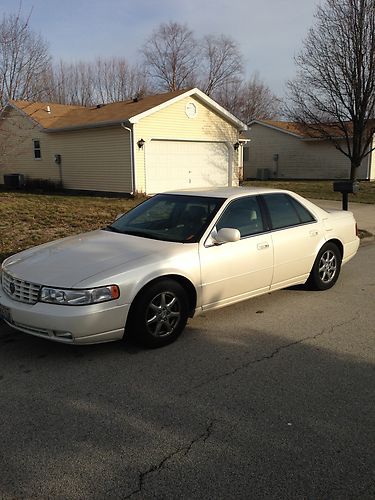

{"left": 0, "top": 242, "right": 374, "bottom": 499}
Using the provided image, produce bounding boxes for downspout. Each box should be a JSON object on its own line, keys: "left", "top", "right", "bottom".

{"left": 226, "top": 141, "right": 233, "bottom": 186}
{"left": 121, "top": 123, "right": 135, "bottom": 194}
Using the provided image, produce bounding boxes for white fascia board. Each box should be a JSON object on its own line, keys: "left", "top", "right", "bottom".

{"left": 129, "top": 88, "right": 247, "bottom": 130}
{"left": 247, "top": 120, "right": 302, "bottom": 139}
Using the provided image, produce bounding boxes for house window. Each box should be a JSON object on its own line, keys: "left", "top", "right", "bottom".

{"left": 33, "top": 139, "right": 41, "bottom": 159}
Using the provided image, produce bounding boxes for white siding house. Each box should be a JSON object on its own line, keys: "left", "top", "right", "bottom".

{"left": 242, "top": 120, "right": 374, "bottom": 181}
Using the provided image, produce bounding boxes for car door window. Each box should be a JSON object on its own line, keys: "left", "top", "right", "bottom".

{"left": 263, "top": 193, "right": 315, "bottom": 230}
{"left": 216, "top": 196, "right": 264, "bottom": 237}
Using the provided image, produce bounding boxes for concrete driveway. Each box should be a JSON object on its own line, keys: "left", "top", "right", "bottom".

{"left": 0, "top": 243, "right": 374, "bottom": 499}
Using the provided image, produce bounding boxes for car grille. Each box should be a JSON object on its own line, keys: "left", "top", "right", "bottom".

{"left": 2, "top": 270, "right": 41, "bottom": 304}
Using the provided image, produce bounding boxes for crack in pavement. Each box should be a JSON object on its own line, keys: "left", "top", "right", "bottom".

{"left": 122, "top": 420, "right": 214, "bottom": 499}
{"left": 177, "top": 313, "right": 361, "bottom": 397}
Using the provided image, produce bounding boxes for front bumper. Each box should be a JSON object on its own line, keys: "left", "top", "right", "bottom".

{"left": 0, "top": 287, "right": 130, "bottom": 344}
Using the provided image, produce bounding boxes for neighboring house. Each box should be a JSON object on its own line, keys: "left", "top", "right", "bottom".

{"left": 0, "top": 88, "right": 246, "bottom": 195}
{"left": 242, "top": 120, "right": 375, "bottom": 181}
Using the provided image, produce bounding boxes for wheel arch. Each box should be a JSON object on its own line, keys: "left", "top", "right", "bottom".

{"left": 325, "top": 238, "right": 343, "bottom": 259}
{"left": 128, "top": 274, "right": 197, "bottom": 320}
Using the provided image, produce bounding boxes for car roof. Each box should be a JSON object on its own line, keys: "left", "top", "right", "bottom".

{"left": 162, "top": 186, "right": 287, "bottom": 200}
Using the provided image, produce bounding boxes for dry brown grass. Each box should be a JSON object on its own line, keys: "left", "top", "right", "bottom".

{"left": 0, "top": 191, "right": 145, "bottom": 263}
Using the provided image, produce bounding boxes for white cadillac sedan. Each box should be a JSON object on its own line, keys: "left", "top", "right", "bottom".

{"left": 0, "top": 187, "right": 359, "bottom": 348}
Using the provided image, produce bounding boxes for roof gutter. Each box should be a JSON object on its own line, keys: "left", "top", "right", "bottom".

{"left": 301, "top": 136, "right": 350, "bottom": 142}
{"left": 45, "top": 119, "right": 132, "bottom": 133}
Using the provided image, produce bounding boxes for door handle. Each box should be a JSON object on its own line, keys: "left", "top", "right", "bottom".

{"left": 309, "top": 230, "right": 318, "bottom": 237}
{"left": 257, "top": 242, "right": 269, "bottom": 250}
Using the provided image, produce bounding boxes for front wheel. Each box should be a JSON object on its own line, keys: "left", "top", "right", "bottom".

{"left": 127, "top": 279, "right": 189, "bottom": 348}
{"left": 307, "top": 242, "right": 342, "bottom": 291}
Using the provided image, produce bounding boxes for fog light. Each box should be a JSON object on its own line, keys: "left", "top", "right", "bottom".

{"left": 54, "top": 331, "right": 73, "bottom": 339}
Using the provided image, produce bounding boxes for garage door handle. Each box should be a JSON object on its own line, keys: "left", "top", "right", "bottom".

{"left": 257, "top": 242, "right": 269, "bottom": 250}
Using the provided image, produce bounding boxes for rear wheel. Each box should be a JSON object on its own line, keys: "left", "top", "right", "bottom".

{"left": 307, "top": 242, "right": 342, "bottom": 290}
{"left": 127, "top": 279, "right": 189, "bottom": 348}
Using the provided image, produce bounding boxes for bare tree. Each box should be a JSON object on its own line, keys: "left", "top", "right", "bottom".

{"left": 215, "top": 74, "right": 280, "bottom": 123}
{"left": 94, "top": 57, "right": 148, "bottom": 103}
{"left": 53, "top": 61, "right": 96, "bottom": 106}
{"left": 214, "top": 78, "right": 245, "bottom": 117}
{"left": 287, "top": 0, "right": 375, "bottom": 180}
{"left": 142, "top": 21, "right": 198, "bottom": 91}
{"left": 0, "top": 9, "right": 51, "bottom": 107}
{"left": 199, "top": 34, "right": 243, "bottom": 96}
{"left": 48, "top": 58, "right": 149, "bottom": 105}
{"left": 237, "top": 74, "right": 280, "bottom": 123}
{"left": 141, "top": 21, "right": 279, "bottom": 122}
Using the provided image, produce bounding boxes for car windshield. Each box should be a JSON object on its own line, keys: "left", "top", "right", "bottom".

{"left": 105, "top": 194, "right": 225, "bottom": 243}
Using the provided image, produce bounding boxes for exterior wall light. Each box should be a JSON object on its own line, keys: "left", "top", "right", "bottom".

{"left": 137, "top": 138, "right": 145, "bottom": 149}
{"left": 233, "top": 142, "right": 240, "bottom": 150}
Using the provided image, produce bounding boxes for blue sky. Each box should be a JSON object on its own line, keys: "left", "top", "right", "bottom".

{"left": 1, "top": 0, "right": 320, "bottom": 96}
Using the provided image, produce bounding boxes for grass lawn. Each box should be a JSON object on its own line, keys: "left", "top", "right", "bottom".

{"left": 242, "top": 180, "right": 375, "bottom": 204}
{"left": 0, "top": 191, "right": 146, "bottom": 263}
{"left": 1, "top": 180, "right": 373, "bottom": 263}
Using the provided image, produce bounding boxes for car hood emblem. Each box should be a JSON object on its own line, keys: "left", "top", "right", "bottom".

{"left": 9, "top": 282, "right": 15, "bottom": 294}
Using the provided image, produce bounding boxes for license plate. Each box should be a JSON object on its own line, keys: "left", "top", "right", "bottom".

{"left": 0, "top": 303, "right": 12, "bottom": 323}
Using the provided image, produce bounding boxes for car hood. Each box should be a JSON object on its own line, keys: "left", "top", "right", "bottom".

{"left": 3, "top": 230, "right": 182, "bottom": 288}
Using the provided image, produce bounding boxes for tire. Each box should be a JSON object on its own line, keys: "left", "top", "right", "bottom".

{"left": 127, "top": 279, "right": 189, "bottom": 348}
{"left": 307, "top": 242, "right": 342, "bottom": 291}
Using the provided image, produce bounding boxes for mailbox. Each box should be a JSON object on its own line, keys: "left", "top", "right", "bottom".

{"left": 333, "top": 180, "right": 359, "bottom": 194}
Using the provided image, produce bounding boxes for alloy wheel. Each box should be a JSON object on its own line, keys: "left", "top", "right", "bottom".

{"left": 146, "top": 291, "right": 181, "bottom": 338}
{"left": 318, "top": 249, "right": 337, "bottom": 283}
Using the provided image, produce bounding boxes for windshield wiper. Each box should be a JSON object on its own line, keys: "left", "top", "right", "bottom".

{"left": 104, "top": 226, "right": 164, "bottom": 240}
{"left": 104, "top": 225, "right": 124, "bottom": 233}
{"left": 123, "top": 230, "right": 162, "bottom": 240}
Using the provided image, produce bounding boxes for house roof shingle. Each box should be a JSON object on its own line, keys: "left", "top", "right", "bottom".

{"left": 8, "top": 89, "right": 192, "bottom": 131}
{"left": 7, "top": 88, "right": 246, "bottom": 132}
{"left": 250, "top": 119, "right": 375, "bottom": 140}
{"left": 259, "top": 120, "right": 347, "bottom": 139}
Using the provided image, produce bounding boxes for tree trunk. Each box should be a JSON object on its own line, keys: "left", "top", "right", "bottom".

{"left": 350, "top": 160, "right": 361, "bottom": 180}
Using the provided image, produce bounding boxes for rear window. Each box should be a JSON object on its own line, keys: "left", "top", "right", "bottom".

{"left": 263, "top": 193, "right": 315, "bottom": 230}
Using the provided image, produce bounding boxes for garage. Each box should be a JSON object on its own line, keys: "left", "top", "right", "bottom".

{"left": 145, "top": 140, "right": 230, "bottom": 193}
{"left": 2, "top": 89, "right": 246, "bottom": 194}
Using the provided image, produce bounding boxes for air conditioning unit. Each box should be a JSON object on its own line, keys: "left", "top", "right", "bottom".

{"left": 3, "top": 173, "right": 25, "bottom": 189}
{"left": 256, "top": 168, "right": 271, "bottom": 180}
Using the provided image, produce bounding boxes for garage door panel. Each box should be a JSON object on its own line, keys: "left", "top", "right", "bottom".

{"left": 146, "top": 140, "right": 229, "bottom": 193}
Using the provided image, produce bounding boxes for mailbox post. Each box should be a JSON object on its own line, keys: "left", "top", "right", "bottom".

{"left": 333, "top": 180, "right": 359, "bottom": 210}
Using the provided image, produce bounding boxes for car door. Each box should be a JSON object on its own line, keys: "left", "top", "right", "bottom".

{"left": 261, "top": 193, "right": 322, "bottom": 289}
{"left": 199, "top": 196, "right": 273, "bottom": 310}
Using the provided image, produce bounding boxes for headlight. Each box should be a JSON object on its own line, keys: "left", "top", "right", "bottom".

{"left": 40, "top": 285, "right": 120, "bottom": 305}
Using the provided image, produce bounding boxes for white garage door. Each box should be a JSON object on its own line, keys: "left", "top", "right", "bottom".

{"left": 146, "top": 140, "right": 229, "bottom": 193}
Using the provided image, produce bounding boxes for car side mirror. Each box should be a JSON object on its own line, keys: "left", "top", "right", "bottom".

{"left": 214, "top": 227, "right": 241, "bottom": 244}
